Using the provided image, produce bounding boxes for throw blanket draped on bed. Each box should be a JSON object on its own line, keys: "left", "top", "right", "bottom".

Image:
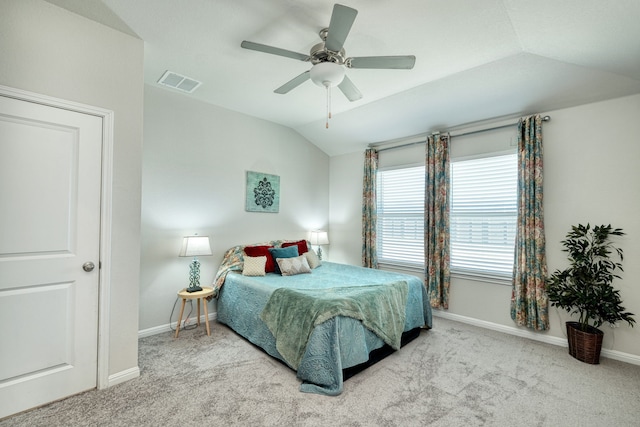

{"left": 260, "top": 281, "right": 408, "bottom": 370}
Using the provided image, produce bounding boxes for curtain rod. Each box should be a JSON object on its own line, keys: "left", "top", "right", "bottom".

{"left": 374, "top": 115, "right": 551, "bottom": 153}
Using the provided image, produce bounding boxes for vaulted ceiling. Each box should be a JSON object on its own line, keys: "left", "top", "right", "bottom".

{"left": 47, "top": 0, "right": 640, "bottom": 156}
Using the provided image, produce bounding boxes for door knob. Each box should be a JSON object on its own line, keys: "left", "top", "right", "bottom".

{"left": 83, "top": 262, "right": 95, "bottom": 272}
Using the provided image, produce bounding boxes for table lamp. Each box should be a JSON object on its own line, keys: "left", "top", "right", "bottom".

{"left": 309, "top": 230, "right": 329, "bottom": 260}
{"left": 179, "top": 235, "right": 212, "bottom": 292}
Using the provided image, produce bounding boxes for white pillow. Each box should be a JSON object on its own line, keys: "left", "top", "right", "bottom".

{"left": 277, "top": 254, "right": 311, "bottom": 276}
{"left": 304, "top": 249, "right": 321, "bottom": 269}
{"left": 242, "top": 255, "right": 267, "bottom": 276}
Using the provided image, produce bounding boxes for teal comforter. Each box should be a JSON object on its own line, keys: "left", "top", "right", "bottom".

{"left": 216, "top": 262, "right": 431, "bottom": 395}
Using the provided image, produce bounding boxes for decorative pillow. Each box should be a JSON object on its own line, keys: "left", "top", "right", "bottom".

{"left": 304, "top": 249, "right": 321, "bottom": 269}
{"left": 281, "top": 239, "right": 309, "bottom": 255}
{"left": 268, "top": 245, "right": 299, "bottom": 274}
{"left": 242, "top": 256, "right": 267, "bottom": 276}
{"left": 277, "top": 255, "right": 311, "bottom": 276}
{"left": 244, "top": 245, "right": 275, "bottom": 273}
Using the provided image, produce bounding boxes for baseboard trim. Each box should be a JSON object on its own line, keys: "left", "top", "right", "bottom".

{"left": 138, "top": 312, "right": 217, "bottom": 339}
{"left": 600, "top": 347, "right": 640, "bottom": 365}
{"left": 432, "top": 311, "right": 640, "bottom": 366}
{"left": 138, "top": 309, "right": 640, "bottom": 366}
{"left": 106, "top": 367, "right": 140, "bottom": 388}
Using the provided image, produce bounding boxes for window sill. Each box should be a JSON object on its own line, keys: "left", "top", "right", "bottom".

{"left": 378, "top": 262, "right": 423, "bottom": 276}
{"left": 451, "top": 271, "right": 512, "bottom": 286}
{"left": 377, "top": 262, "right": 512, "bottom": 286}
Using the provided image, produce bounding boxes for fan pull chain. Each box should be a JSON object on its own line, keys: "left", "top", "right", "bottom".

{"left": 329, "top": 85, "right": 332, "bottom": 119}
{"left": 325, "top": 85, "right": 331, "bottom": 129}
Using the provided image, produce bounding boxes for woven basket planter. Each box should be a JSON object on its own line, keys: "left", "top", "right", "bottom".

{"left": 566, "top": 321, "right": 604, "bottom": 364}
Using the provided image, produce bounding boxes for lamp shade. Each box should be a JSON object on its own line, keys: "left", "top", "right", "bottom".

{"left": 178, "top": 235, "right": 212, "bottom": 257}
{"left": 310, "top": 62, "right": 345, "bottom": 88}
{"left": 309, "top": 230, "right": 329, "bottom": 245}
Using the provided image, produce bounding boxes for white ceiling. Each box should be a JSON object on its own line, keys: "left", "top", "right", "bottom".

{"left": 46, "top": 0, "right": 640, "bottom": 156}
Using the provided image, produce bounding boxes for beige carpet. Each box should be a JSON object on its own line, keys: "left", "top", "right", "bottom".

{"left": 3, "top": 317, "right": 640, "bottom": 426}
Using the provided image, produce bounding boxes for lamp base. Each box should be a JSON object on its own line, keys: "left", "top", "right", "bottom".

{"left": 186, "top": 257, "right": 202, "bottom": 293}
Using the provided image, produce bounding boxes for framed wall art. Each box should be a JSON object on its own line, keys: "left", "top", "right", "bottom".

{"left": 245, "top": 171, "right": 280, "bottom": 213}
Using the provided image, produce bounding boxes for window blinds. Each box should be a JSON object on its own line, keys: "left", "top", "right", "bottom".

{"left": 450, "top": 154, "right": 517, "bottom": 279}
{"left": 377, "top": 166, "right": 425, "bottom": 267}
{"left": 376, "top": 153, "right": 517, "bottom": 279}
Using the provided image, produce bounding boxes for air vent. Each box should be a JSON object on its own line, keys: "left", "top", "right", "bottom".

{"left": 157, "top": 71, "right": 202, "bottom": 93}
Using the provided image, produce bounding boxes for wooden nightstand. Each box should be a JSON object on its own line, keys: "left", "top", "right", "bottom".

{"left": 175, "top": 286, "right": 214, "bottom": 338}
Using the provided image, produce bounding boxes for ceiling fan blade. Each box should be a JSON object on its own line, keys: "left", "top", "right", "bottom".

{"left": 241, "top": 40, "right": 309, "bottom": 62}
{"left": 338, "top": 75, "right": 362, "bottom": 102}
{"left": 274, "top": 71, "right": 311, "bottom": 94}
{"left": 348, "top": 55, "right": 416, "bottom": 69}
{"left": 325, "top": 4, "right": 358, "bottom": 52}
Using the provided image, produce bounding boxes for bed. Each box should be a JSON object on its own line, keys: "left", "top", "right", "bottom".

{"left": 212, "top": 240, "right": 432, "bottom": 395}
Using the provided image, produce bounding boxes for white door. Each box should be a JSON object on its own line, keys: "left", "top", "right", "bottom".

{"left": 0, "top": 94, "right": 103, "bottom": 418}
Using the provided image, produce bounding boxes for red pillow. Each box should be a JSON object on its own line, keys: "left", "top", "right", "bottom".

{"left": 244, "top": 245, "right": 275, "bottom": 273}
{"left": 282, "top": 240, "right": 308, "bottom": 255}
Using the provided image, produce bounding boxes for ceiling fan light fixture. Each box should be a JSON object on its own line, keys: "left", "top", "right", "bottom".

{"left": 310, "top": 62, "right": 345, "bottom": 88}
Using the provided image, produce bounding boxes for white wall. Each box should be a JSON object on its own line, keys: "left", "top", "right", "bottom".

{"left": 329, "top": 151, "right": 364, "bottom": 265}
{"left": 542, "top": 94, "right": 640, "bottom": 357}
{"left": 140, "top": 85, "right": 330, "bottom": 331}
{"left": 0, "top": 0, "right": 144, "bottom": 377}
{"left": 329, "top": 93, "right": 640, "bottom": 360}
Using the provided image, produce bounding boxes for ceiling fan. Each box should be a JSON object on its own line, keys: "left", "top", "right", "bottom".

{"left": 240, "top": 3, "right": 416, "bottom": 102}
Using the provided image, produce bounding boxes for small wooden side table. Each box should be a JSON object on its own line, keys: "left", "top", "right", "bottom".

{"left": 175, "top": 286, "right": 214, "bottom": 338}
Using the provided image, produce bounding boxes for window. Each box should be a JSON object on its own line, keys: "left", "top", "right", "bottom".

{"left": 450, "top": 153, "right": 517, "bottom": 280}
{"left": 376, "top": 166, "right": 425, "bottom": 269}
{"left": 376, "top": 153, "right": 517, "bottom": 281}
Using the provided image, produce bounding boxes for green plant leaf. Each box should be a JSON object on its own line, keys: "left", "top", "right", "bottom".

{"left": 545, "top": 224, "right": 633, "bottom": 329}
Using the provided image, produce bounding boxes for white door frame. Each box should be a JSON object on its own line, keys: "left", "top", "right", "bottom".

{"left": 0, "top": 84, "right": 113, "bottom": 390}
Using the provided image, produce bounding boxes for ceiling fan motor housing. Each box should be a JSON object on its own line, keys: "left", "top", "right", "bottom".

{"left": 310, "top": 42, "right": 346, "bottom": 65}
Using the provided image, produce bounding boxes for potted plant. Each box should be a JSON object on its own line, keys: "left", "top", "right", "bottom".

{"left": 546, "top": 224, "right": 635, "bottom": 364}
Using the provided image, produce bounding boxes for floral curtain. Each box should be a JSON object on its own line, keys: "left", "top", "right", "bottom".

{"left": 510, "top": 114, "right": 549, "bottom": 330}
{"left": 362, "top": 148, "right": 378, "bottom": 268}
{"left": 425, "top": 134, "right": 451, "bottom": 308}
